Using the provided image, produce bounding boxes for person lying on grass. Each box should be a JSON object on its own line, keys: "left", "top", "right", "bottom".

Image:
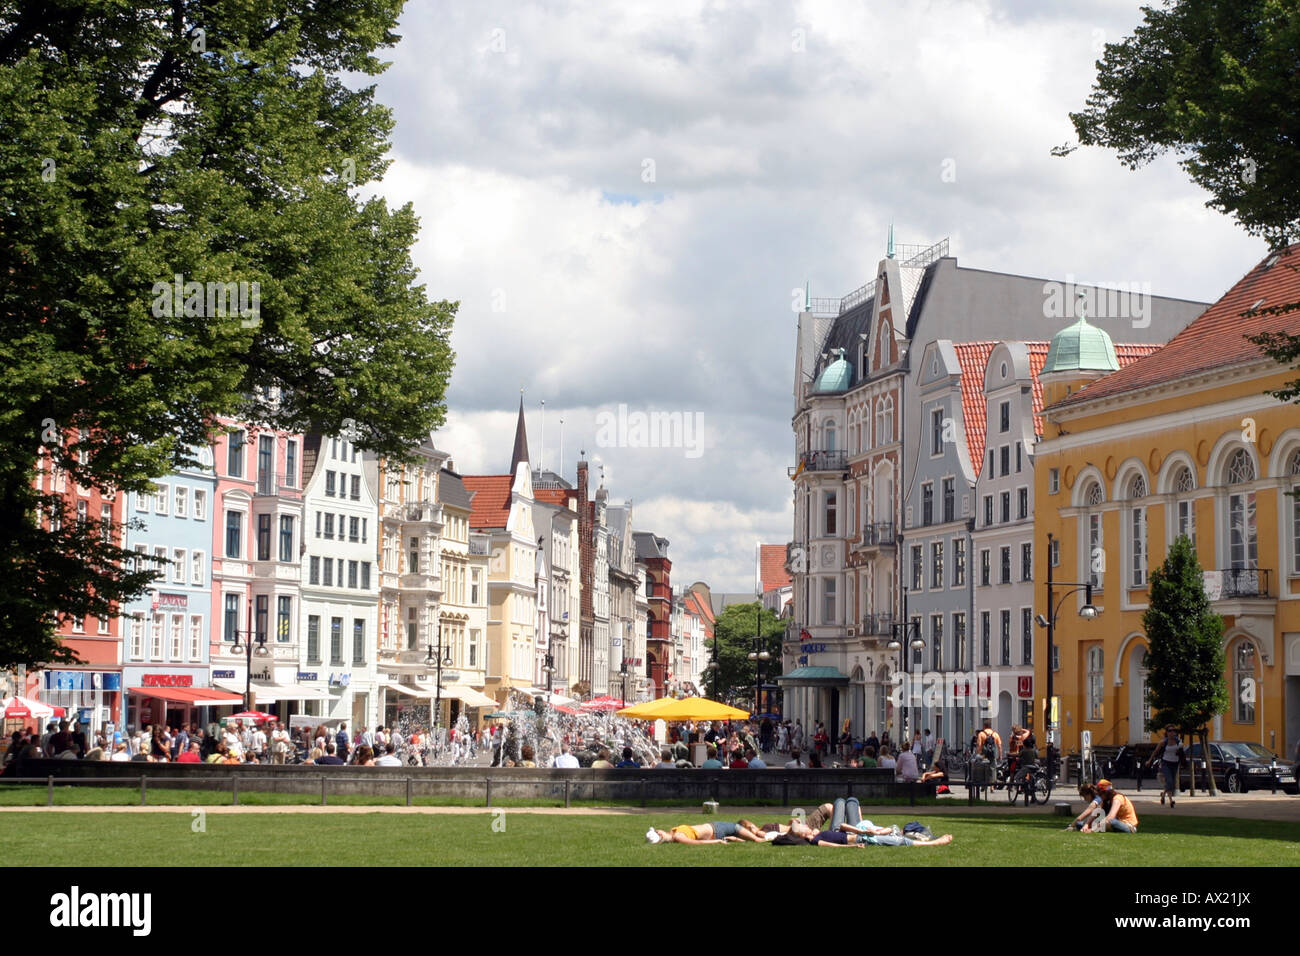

{"left": 645, "top": 820, "right": 767, "bottom": 844}
{"left": 781, "top": 820, "right": 953, "bottom": 847}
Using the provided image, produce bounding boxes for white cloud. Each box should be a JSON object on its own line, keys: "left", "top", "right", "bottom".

{"left": 379, "top": 0, "right": 1266, "bottom": 590}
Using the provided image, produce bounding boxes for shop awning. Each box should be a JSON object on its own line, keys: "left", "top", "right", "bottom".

{"left": 214, "top": 680, "right": 331, "bottom": 702}
{"left": 130, "top": 687, "right": 244, "bottom": 705}
{"left": 777, "top": 667, "right": 850, "bottom": 684}
{"left": 439, "top": 684, "right": 497, "bottom": 709}
{"left": 380, "top": 681, "right": 435, "bottom": 701}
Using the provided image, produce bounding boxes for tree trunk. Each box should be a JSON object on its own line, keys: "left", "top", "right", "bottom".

{"left": 1201, "top": 727, "right": 1218, "bottom": 795}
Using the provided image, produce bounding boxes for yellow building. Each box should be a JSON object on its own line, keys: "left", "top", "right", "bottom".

{"left": 1035, "top": 245, "right": 1300, "bottom": 759}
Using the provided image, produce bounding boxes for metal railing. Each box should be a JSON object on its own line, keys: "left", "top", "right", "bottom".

{"left": 862, "top": 612, "right": 894, "bottom": 636}
{"left": 862, "top": 521, "right": 895, "bottom": 546}
{"left": 1215, "top": 567, "right": 1271, "bottom": 598}
{"left": 798, "top": 449, "right": 848, "bottom": 472}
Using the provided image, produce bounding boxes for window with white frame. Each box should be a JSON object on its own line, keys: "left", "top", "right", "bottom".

{"left": 1083, "top": 480, "right": 1103, "bottom": 590}
{"left": 822, "top": 577, "right": 837, "bottom": 625}
{"left": 170, "top": 614, "right": 183, "bottom": 660}
{"left": 825, "top": 491, "right": 837, "bottom": 536}
{"left": 174, "top": 485, "right": 188, "bottom": 518}
{"left": 1233, "top": 641, "right": 1256, "bottom": 723}
{"left": 876, "top": 398, "right": 893, "bottom": 445}
{"left": 190, "top": 616, "right": 202, "bottom": 660}
{"left": 1226, "top": 449, "right": 1257, "bottom": 570}
{"left": 151, "top": 614, "right": 164, "bottom": 658}
{"left": 154, "top": 483, "right": 169, "bottom": 514}
{"left": 130, "top": 618, "right": 144, "bottom": 659}
{"left": 1289, "top": 450, "right": 1300, "bottom": 573}
{"left": 1086, "top": 645, "right": 1104, "bottom": 720}
{"left": 172, "top": 548, "right": 186, "bottom": 584}
{"left": 1129, "top": 475, "right": 1147, "bottom": 587}
{"left": 193, "top": 488, "right": 206, "bottom": 520}
{"left": 1174, "top": 465, "right": 1196, "bottom": 544}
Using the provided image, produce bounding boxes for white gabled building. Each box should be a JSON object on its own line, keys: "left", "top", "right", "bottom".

{"left": 298, "top": 432, "right": 380, "bottom": 729}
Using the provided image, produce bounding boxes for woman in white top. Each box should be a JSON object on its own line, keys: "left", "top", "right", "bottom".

{"left": 878, "top": 746, "right": 898, "bottom": 771}
{"left": 896, "top": 747, "right": 920, "bottom": 782}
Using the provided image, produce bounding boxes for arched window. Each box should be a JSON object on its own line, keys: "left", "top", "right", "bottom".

{"left": 1086, "top": 646, "right": 1104, "bottom": 721}
{"left": 876, "top": 397, "right": 894, "bottom": 445}
{"left": 1289, "top": 449, "right": 1300, "bottom": 574}
{"left": 1083, "top": 481, "right": 1103, "bottom": 589}
{"left": 1226, "top": 448, "right": 1255, "bottom": 484}
{"left": 1173, "top": 465, "right": 1195, "bottom": 544}
{"left": 1128, "top": 475, "right": 1147, "bottom": 587}
{"left": 1233, "top": 641, "right": 1256, "bottom": 723}
{"left": 1225, "top": 451, "right": 1257, "bottom": 570}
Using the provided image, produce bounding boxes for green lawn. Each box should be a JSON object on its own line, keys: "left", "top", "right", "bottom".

{"left": 2, "top": 810, "right": 1295, "bottom": 866}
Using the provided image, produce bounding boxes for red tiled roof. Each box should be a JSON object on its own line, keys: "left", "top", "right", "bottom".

{"left": 684, "top": 588, "right": 715, "bottom": 628}
{"left": 759, "top": 544, "right": 791, "bottom": 592}
{"left": 534, "top": 488, "right": 576, "bottom": 510}
{"left": 461, "top": 475, "right": 512, "bottom": 529}
{"left": 954, "top": 342, "right": 998, "bottom": 469}
{"left": 1055, "top": 244, "right": 1298, "bottom": 407}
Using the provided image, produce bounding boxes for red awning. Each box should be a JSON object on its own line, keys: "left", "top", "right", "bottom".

{"left": 129, "top": 687, "right": 244, "bottom": 705}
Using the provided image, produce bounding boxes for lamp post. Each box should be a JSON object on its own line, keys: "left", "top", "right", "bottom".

{"left": 747, "top": 604, "right": 770, "bottom": 716}
{"left": 230, "top": 597, "right": 269, "bottom": 713}
{"left": 887, "top": 586, "right": 924, "bottom": 744}
{"left": 1037, "top": 532, "right": 1100, "bottom": 760}
{"left": 425, "top": 621, "right": 453, "bottom": 749}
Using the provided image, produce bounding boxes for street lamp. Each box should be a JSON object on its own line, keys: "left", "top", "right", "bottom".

{"left": 425, "top": 621, "right": 453, "bottom": 748}
{"left": 887, "top": 586, "right": 924, "bottom": 744}
{"left": 746, "top": 604, "right": 770, "bottom": 715}
{"left": 1037, "top": 532, "right": 1101, "bottom": 756}
{"left": 230, "top": 597, "right": 269, "bottom": 713}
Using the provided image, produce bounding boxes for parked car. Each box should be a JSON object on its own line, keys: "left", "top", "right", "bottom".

{"left": 1179, "top": 741, "right": 1298, "bottom": 794}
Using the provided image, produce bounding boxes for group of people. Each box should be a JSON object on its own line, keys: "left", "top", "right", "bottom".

{"left": 648, "top": 798, "right": 954, "bottom": 848}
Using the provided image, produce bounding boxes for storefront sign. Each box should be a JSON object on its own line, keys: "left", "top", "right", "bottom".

{"left": 212, "top": 669, "right": 235, "bottom": 680}
{"left": 329, "top": 673, "right": 350, "bottom": 687}
{"left": 800, "top": 642, "right": 827, "bottom": 653}
{"left": 156, "top": 592, "right": 188, "bottom": 608}
{"left": 45, "top": 671, "right": 122, "bottom": 691}
{"left": 1018, "top": 676, "right": 1033, "bottom": 698}
{"left": 297, "top": 672, "right": 318, "bottom": 682}
{"left": 141, "top": 674, "right": 192, "bottom": 687}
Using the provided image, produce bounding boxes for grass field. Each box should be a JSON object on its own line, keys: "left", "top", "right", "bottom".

{"left": 3, "top": 809, "right": 1296, "bottom": 866}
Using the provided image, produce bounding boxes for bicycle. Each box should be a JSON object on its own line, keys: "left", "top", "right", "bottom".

{"left": 1008, "top": 763, "right": 1053, "bottom": 806}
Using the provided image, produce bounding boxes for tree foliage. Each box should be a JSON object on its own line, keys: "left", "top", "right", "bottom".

{"left": 702, "top": 603, "right": 784, "bottom": 708}
{"left": 0, "top": 2, "right": 455, "bottom": 667}
{"left": 1141, "top": 536, "right": 1229, "bottom": 735}
{"left": 1063, "top": 0, "right": 1300, "bottom": 248}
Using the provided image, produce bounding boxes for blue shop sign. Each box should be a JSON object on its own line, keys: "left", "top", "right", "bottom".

{"left": 800, "top": 642, "right": 826, "bottom": 653}
{"left": 297, "top": 672, "right": 318, "bottom": 682}
{"left": 211, "top": 669, "right": 236, "bottom": 679}
{"left": 44, "top": 671, "right": 121, "bottom": 691}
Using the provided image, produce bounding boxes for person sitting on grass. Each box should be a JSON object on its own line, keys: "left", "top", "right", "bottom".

{"left": 646, "top": 820, "right": 766, "bottom": 844}
{"left": 1066, "top": 784, "right": 1103, "bottom": 831}
{"left": 1087, "top": 780, "right": 1139, "bottom": 833}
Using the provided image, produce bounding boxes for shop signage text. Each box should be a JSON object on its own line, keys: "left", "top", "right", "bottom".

{"left": 800, "top": 642, "right": 827, "bottom": 653}
{"left": 212, "top": 669, "right": 235, "bottom": 679}
{"left": 142, "top": 674, "right": 192, "bottom": 687}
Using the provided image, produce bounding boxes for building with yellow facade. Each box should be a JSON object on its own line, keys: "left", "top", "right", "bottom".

{"left": 1035, "top": 245, "right": 1300, "bottom": 758}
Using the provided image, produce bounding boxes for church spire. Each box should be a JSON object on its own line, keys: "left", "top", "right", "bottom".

{"left": 510, "top": 392, "right": 530, "bottom": 476}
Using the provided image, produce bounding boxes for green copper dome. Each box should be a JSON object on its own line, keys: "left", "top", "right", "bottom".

{"left": 1043, "top": 312, "right": 1119, "bottom": 374}
{"left": 813, "top": 349, "right": 852, "bottom": 393}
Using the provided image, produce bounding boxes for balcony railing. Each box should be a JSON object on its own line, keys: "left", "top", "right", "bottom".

{"left": 1209, "top": 567, "right": 1272, "bottom": 599}
{"left": 862, "top": 612, "right": 894, "bottom": 636}
{"left": 468, "top": 534, "right": 490, "bottom": 556}
{"left": 796, "top": 449, "right": 848, "bottom": 473}
{"left": 862, "top": 521, "right": 895, "bottom": 547}
{"left": 406, "top": 501, "right": 442, "bottom": 523}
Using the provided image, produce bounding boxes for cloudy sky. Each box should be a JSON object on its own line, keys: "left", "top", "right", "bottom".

{"left": 366, "top": 0, "right": 1263, "bottom": 592}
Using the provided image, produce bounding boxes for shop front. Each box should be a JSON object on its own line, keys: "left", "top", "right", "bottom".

{"left": 123, "top": 666, "right": 243, "bottom": 732}
{"left": 40, "top": 669, "right": 123, "bottom": 734}
{"left": 212, "top": 665, "right": 333, "bottom": 724}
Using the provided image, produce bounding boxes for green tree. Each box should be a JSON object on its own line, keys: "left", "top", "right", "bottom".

{"left": 1059, "top": 0, "right": 1300, "bottom": 396}
{"left": 1141, "top": 536, "right": 1229, "bottom": 791}
{"left": 0, "top": 2, "right": 455, "bottom": 668}
{"left": 702, "top": 603, "right": 784, "bottom": 710}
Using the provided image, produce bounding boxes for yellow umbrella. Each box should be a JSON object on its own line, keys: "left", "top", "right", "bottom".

{"left": 619, "top": 696, "right": 750, "bottom": 722}
{"left": 615, "top": 697, "right": 680, "bottom": 720}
